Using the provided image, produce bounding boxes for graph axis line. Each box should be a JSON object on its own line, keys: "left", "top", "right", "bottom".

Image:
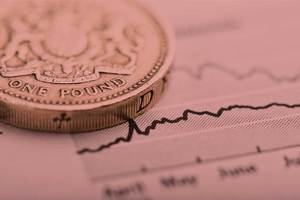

{"left": 91, "top": 143, "right": 300, "bottom": 182}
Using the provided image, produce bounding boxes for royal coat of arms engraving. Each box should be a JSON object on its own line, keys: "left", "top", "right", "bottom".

{"left": 0, "top": 1, "right": 144, "bottom": 83}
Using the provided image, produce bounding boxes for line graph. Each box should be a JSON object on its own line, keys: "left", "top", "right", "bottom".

{"left": 77, "top": 102, "right": 300, "bottom": 155}
{"left": 175, "top": 62, "right": 300, "bottom": 83}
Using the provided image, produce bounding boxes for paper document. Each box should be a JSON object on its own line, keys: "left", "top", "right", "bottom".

{"left": 2, "top": 0, "right": 300, "bottom": 199}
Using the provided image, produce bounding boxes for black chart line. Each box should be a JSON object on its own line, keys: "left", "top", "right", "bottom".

{"left": 91, "top": 144, "right": 300, "bottom": 182}
{"left": 175, "top": 62, "right": 300, "bottom": 83}
{"left": 77, "top": 102, "right": 300, "bottom": 155}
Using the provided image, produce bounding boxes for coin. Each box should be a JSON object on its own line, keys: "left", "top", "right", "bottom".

{"left": 0, "top": 0, "right": 174, "bottom": 133}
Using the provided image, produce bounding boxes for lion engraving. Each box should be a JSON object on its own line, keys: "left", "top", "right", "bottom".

{"left": 0, "top": 0, "right": 144, "bottom": 83}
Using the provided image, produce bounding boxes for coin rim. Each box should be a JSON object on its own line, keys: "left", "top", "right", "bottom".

{"left": 0, "top": 0, "right": 175, "bottom": 111}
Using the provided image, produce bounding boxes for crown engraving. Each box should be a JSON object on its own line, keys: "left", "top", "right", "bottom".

{"left": 0, "top": 1, "right": 144, "bottom": 84}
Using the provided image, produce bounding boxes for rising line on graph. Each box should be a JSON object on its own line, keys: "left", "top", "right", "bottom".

{"left": 77, "top": 102, "right": 300, "bottom": 155}
{"left": 175, "top": 62, "right": 300, "bottom": 83}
